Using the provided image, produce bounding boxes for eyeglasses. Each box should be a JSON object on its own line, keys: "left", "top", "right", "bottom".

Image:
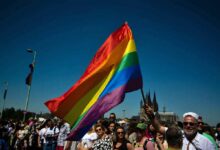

{"left": 183, "top": 122, "right": 196, "bottom": 126}
{"left": 95, "top": 128, "right": 102, "bottom": 132}
{"left": 117, "top": 131, "right": 124, "bottom": 135}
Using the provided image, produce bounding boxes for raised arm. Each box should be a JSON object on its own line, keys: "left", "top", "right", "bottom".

{"left": 144, "top": 104, "right": 167, "bottom": 134}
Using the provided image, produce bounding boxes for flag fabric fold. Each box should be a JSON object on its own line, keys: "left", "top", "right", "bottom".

{"left": 45, "top": 23, "right": 143, "bottom": 140}
{"left": 25, "top": 63, "right": 34, "bottom": 85}
{"left": 3, "top": 88, "right": 7, "bottom": 100}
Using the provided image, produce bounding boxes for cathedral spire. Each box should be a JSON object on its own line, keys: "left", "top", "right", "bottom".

{"left": 153, "top": 91, "right": 158, "bottom": 112}
{"left": 146, "top": 89, "right": 152, "bottom": 106}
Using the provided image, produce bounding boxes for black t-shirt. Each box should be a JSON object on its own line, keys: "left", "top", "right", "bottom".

{"left": 113, "top": 139, "right": 130, "bottom": 150}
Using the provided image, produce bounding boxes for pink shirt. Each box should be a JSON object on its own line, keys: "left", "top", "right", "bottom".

{"left": 134, "top": 137, "right": 155, "bottom": 150}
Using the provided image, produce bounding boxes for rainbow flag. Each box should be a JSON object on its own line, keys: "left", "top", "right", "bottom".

{"left": 45, "top": 23, "right": 143, "bottom": 140}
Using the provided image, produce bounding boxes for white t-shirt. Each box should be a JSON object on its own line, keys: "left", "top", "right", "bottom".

{"left": 44, "top": 127, "right": 59, "bottom": 137}
{"left": 81, "top": 132, "right": 97, "bottom": 148}
{"left": 39, "top": 128, "right": 47, "bottom": 144}
{"left": 182, "top": 133, "right": 216, "bottom": 150}
{"left": 39, "top": 127, "right": 59, "bottom": 144}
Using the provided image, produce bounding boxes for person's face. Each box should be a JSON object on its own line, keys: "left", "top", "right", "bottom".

{"left": 136, "top": 129, "right": 144, "bottom": 141}
{"left": 156, "top": 132, "right": 164, "bottom": 141}
{"left": 58, "top": 120, "right": 64, "bottom": 126}
{"left": 149, "top": 124, "right": 155, "bottom": 132}
{"left": 183, "top": 116, "right": 197, "bottom": 137}
{"left": 109, "top": 123, "right": 115, "bottom": 132}
{"left": 95, "top": 127, "right": 105, "bottom": 138}
{"left": 109, "top": 114, "right": 116, "bottom": 120}
{"left": 197, "top": 119, "right": 204, "bottom": 131}
{"left": 117, "top": 128, "right": 124, "bottom": 139}
{"left": 47, "top": 120, "right": 52, "bottom": 127}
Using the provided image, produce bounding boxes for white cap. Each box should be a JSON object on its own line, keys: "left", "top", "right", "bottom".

{"left": 183, "top": 112, "right": 199, "bottom": 120}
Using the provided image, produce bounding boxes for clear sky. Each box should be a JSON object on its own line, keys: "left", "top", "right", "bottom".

{"left": 0, "top": 0, "right": 220, "bottom": 126}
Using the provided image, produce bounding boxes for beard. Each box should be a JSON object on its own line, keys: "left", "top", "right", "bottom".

{"left": 184, "top": 128, "right": 197, "bottom": 141}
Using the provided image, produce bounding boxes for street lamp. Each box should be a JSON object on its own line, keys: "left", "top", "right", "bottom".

{"left": 23, "top": 49, "right": 37, "bottom": 122}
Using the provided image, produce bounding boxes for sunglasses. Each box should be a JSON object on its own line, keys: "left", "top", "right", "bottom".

{"left": 183, "top": 122, "right": 196, "bottom": 126}
{"left": 117, "top": 131, "right": 124, "bottom": 134}
{"left": 95, "top": 128, "right": 102, "bottom": 132}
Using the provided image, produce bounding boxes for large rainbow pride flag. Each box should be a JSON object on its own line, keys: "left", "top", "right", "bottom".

{"left": 45, "top": 23, "right": 143, "bottom": 140}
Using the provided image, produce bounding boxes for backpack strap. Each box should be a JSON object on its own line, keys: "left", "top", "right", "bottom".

{"left": 143, "top": 139, "right": 149, "bottom": 150}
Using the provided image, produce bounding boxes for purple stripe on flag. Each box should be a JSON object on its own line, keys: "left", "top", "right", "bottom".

{"left": 66, "top": 77, "right": 142, "bottom": 140}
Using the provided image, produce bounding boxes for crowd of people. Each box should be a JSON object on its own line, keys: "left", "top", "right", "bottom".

{"left": 0, "top": 106, "right": 220, "bottom": 150}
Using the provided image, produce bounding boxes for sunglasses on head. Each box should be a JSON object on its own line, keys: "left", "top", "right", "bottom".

{"left": 183, "top": 122, "right": 196, "bottom": 126}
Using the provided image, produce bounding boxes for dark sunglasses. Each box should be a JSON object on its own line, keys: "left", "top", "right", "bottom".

{"left": 183, "top": 122, "right": 196, "bottom": 126}
{"left": 117, "top": 131, "right": 124, "bottom": 134}
{"left": 95, "top": 128, "right": 102, "bottom": 132}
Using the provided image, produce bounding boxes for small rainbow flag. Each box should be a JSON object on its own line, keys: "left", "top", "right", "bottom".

{"left": 45, "top": 23, "right": 143, "bottom": 140}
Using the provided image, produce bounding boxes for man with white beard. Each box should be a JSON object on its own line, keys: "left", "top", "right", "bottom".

{"left": 145, "top": 105, "right": 216, "bottom": 150}
{"left": 181, "top": 112, "right": 215, "bottom": 150}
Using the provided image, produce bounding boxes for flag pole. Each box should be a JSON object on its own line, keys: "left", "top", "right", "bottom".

{"left": 1, "top": 82, "right": 8, "bottom": 119}
{"left": 23, "top": 49, "right": 36, "bottom": 122}
{"left": 23, "top": 84, "right": 31, "bottom": 121}
{"left": 141, "top": 88, "right": 145, "bottom": 105}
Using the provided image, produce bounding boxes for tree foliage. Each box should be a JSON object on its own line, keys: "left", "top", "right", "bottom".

{"left": 1, "top": 107, "right": 40, "bottom": 121}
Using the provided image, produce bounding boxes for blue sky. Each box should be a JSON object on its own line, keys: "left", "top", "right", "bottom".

{"left": 0, "top": 0, "right": 220, "bottom": 125}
